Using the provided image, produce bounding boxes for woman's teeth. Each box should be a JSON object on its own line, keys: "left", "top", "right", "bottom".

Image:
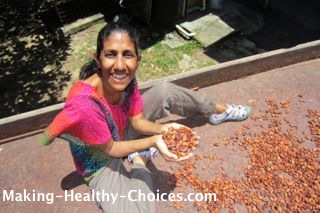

{"left": 111, "top": 73, "right": 128, "bottom": 80}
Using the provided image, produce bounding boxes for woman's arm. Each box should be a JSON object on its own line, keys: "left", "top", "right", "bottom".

{"left": 92, "top": 136, "right": 156, "bottom": 158}
{"left": 129, "top": 112, "right": 165, "bottom": 135}
{"left": 129, "top": 112, "right": 192, "bottom": 136}
{"left": 92, "top": 135, "right": 181, "bottom": 161}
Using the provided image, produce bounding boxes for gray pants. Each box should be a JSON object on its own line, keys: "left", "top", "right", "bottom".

{"left": 126, "top": 82, "right": 215, "bottom": 140}
{"left": 89, "top": 82, "right": 215, "bottom": 213}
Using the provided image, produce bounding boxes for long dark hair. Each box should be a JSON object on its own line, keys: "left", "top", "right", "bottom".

{"left": 79, "top": 22, "right": 140, "bottom": 80}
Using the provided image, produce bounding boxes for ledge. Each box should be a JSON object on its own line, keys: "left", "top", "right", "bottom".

{"left": 63, "top": 13, "right": 105, "bottom": 36}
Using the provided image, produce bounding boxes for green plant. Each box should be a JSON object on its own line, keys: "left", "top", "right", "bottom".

{"left": 137, "top": 39, "right": 216, "bottom": 81}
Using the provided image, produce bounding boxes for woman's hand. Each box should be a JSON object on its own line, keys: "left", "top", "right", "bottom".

{"left": 161, "top": 122, "right": 185, "bottom": 133}
{"left": 152, "top": 135, "right": 193, "bottom": 162}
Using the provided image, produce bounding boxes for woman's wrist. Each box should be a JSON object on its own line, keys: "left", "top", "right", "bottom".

{"left": 150, "top": 135, "right": 161, "bottom": 147}
{"left": 160, "top": 123, "right": 169, "bottom": 133}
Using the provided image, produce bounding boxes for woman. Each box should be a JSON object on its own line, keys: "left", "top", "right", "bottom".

{"left": 40, "top": 22, "right": 250, "bottom": 212}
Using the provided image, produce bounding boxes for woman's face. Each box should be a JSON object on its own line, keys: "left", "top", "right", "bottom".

{"left": 98, "top": 31, "right": 138, "bottom": 94}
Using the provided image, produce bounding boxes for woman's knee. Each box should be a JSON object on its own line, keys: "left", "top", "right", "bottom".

{"left": 149, "top": 81, "right": 173, "bottom": 100}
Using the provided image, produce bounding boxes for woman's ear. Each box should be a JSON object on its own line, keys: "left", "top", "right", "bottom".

{"left": 93, "top": 53, "right": 101, "bottom": 69}
{"left": 136, "top": 55, "right": 140, "bottom": 69}
{"left": 137, "top": 54, "right": 141, "bottom": 64}
{"left": 95, "top": 59, "right": 101, "bottom": 69}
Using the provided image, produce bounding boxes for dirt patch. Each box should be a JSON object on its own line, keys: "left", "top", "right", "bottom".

{"left": 59, "top": 21, "right": 106, "bottom": 98}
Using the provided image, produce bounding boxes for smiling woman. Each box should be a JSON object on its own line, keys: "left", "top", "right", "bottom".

{"left": 82, "top": 23, "right": 139, "bottom": 103}
{"left": 40, "top": 22, "right": 251, "bottom": 213}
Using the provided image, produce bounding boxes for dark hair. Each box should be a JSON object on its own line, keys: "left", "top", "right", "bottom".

{"left": 79, "top": 60, "right": 99, "bottom": 80}
{"left": 79, "top": 22, "right": 140, "bottom": 80}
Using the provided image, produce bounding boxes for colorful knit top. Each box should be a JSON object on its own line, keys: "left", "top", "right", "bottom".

{"left": 40, "top": 79, "right": 143, "bottom": 178}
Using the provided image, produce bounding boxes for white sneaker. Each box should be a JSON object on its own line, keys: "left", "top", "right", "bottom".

{"left": 209, "top": 104, "right": 251, "bottom": 125}
{"left": 127, "top": 147, "right": 158, "bottom": 162}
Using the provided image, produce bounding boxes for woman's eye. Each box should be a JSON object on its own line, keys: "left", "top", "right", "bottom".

{"left": 124, "top": 52, "right": 134, "bottom": 58}
{"left": 104, "top": 52, "right": 115, "bottom": 58}
{"left": 103, "top": 51, "right": 135, "bottom": 58}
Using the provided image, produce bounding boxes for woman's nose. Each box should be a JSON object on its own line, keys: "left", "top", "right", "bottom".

{"left": 114, "top": 56, "right": 126, "bottom": 71}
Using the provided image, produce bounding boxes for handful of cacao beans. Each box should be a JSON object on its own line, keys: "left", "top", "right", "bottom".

{"left": 162, "top": 127, "right": 198, "bottom": 157}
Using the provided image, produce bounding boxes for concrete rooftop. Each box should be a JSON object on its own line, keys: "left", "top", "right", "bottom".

{"left": 0, "top": 57, "right": 319, "bottom": 212}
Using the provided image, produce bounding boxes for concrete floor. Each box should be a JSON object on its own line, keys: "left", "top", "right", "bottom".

{"left": 0, "top": 58, "right": 319, "bottom": 212}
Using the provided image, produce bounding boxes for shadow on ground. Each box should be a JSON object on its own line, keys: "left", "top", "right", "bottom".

{"left": 0, "top": 1, "right": 167, "bottom": 119}
{"left": 203, "top": 1, "right": 320, "bottom": 63}
{"left": 61, "top": 171, "right": 86, "bottom": 190}
{"left": 0, "top": 2, "right": 71, "bottom": 118}
{"left": 1, "top": 1, "right": 319, "bottom": 119}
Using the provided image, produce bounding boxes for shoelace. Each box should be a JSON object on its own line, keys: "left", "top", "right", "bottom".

{"left": 226, "top": 105, "right": 246, "bottom": 119}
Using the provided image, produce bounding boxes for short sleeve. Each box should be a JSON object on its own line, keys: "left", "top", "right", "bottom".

{"left": 128, "top": 82, "right": 143, "bottom": 116}
{"left": 47, "top": 95, "right": 112, "bottom": 145}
